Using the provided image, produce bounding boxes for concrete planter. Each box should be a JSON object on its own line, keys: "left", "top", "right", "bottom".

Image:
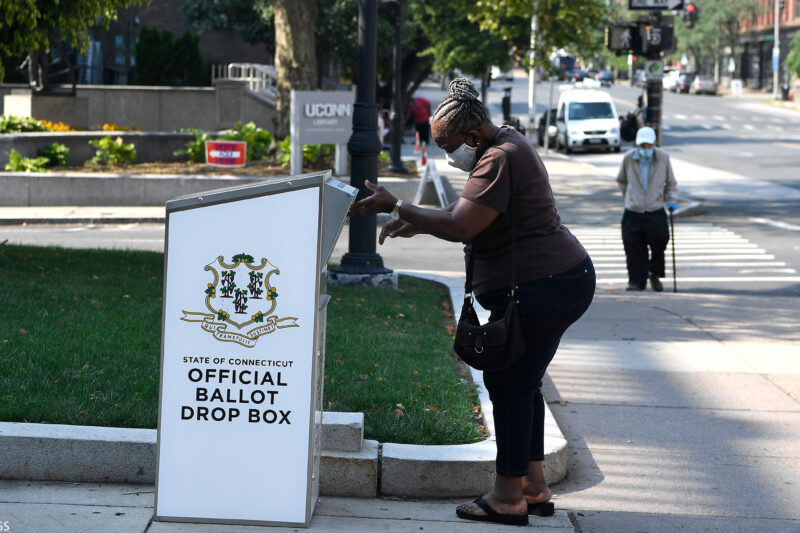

{"left": 0, "top": 131, "right": 204, "bottom": 168}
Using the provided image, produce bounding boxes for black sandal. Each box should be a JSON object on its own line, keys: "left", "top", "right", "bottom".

{"left": 527, "top": 501, "right": 555, "bottom": 516}
{"left": 456, "top": 496, "right": 529, "bottom": 526}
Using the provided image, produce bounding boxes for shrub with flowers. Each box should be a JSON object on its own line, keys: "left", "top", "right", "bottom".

{"left": 100, "top": 123, "right": 141, "bottom": 132}
{"left": 40, "top": 120, "right": 76, "bottom": 132}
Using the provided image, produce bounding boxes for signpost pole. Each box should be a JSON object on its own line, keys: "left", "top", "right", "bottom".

{"left": 773, "top": 0, "right": 780, "bottom": 100}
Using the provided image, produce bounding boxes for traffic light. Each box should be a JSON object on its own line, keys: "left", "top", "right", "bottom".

{"left": 684, "top": 2, "right": 698, "bottom": 28}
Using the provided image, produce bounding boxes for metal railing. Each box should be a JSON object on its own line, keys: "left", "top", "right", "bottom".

{"left": 212, "top": 63, "right": 277, "bottom": 104}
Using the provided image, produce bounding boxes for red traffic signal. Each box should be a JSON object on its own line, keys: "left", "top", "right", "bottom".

{"left": 685, "top": 3, "right": 696, "bottom": 13}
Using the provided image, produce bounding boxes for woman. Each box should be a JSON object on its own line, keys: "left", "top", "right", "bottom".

{"left": 348, "top": 78, "right": 595, "bottom": 527}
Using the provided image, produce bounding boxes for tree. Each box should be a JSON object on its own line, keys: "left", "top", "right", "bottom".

{"left": 0, "top": 0, "right": 148, "bottom": 88}
{"left": 134, "top": 27, "right": 207, "bottom": 86}
{"left": 181, "top": 0, "right": 275, "bottom": 54}
{"left": 467, "top": 0, "right": 610, "bottom": 73}
{"left": 787, "top": 30, "right": 800, "bottom": 80}
{"left": 270, "top": 0, "right": 319, "bottom": 137}
{"left": 410, "top": 2, "right": 514, "bottom": 105}
{"left": 672, "top": 0, "right": 764, "bottom": 76}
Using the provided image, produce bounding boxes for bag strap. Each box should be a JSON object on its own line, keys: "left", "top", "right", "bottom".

{"left": 464, "top": 145, "right": 516, "bottom": 302}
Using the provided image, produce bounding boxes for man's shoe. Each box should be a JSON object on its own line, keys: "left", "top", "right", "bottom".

{"left": 649, "top": 276, "right": 664, "bottom": 292}
{"left": 625, "top": 283, "right": 644, "bottom": 291}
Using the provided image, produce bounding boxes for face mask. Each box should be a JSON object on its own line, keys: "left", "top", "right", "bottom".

{"left": 638, "top": 147, "right": 654, "bottom": 159}
{"left": 446, "top": 142, "right": 478, "bottom": 172}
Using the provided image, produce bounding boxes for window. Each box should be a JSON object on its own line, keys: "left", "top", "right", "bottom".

{"left": 568, "top": 102, "right": 614, "bottom": 120}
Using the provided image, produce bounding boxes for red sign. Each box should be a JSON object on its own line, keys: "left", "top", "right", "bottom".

{"left": 205, "top": 141, "right": 247, "bottom": 167}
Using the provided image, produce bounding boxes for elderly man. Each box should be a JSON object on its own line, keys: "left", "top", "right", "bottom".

{"left": 616, "top": 127, "right": 679, "bottom": 292}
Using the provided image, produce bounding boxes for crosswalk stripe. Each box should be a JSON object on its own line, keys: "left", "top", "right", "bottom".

{"left": 571, "top": 223, "right": 795, "bottom": 285}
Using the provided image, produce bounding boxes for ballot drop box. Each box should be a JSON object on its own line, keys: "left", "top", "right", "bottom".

{"left": 154, "top": 171, "right": 356, "bottom": 527}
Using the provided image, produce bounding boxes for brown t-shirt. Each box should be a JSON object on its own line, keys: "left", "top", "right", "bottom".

{"left": 461, "top": 127, "right": 587, "bottom": 295}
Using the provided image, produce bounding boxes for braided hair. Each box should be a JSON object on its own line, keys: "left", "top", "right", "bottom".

{"left": 431, "top": 77, "right": 489, "bottom": 137}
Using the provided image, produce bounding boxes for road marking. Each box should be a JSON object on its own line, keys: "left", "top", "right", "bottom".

{"left": 713, "top": 115, "right": 726, "bottom": 121}
{"left": 693, "top": 114, "right": 707, "bottom": 120}
{"left": 775, "top": 142, "right": 800, "bottom": 151}
{"left": 572, "top": 223, "right": 796, "bottom": 286}
{"left": 702, "top": 125, "right": 714, "bottom": 130}
{"left": 749, "top": 217, "right": 800, "bottom": 232}
{"left": 662, "top": 125, "right": 672, "bottom": 131}
{"left": 743, "top": 124, "right": 756, "bottom": 130}
{"left": 674, "top": 113, "right": 688, "bottom": 120}
{"left": 720, "top": 124, "right": 733, "bottom": 130}
{"left": 612, "top": 97, "right": 636, "bottom": 108}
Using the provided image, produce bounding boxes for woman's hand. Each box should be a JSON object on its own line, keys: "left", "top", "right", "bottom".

{"left": 347, "top": 180, "right": 396, "bottom": 217}
{"left": 379, "top": 220, "right": 419, "bottom": 244}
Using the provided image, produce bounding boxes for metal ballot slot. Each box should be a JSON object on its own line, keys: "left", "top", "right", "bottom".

{"left": 154, "top": 170, "right": 351, "bottom": 528}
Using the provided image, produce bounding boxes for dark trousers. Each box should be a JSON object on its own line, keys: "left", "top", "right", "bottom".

{"left": 621, "top": 209, "right": 669, "bottom": 288}
{"left": 475, "top": 256, "right": 595, "bottom": 477}
{"left": 414, "top": 122, "right": 430, "bottom": 145}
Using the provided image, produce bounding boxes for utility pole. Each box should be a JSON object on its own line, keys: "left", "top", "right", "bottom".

{"left": 527, "top": 1, "right": 539, "bottom": 139}
{"left": 773, "top": 0, "right": 780, "bottom": 100}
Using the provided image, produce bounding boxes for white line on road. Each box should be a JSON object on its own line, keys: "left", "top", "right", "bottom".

{"left": 674, "top": 114, "right": 688, "bottom": 120}
{"left": 595, "top": 276, "right": 800, "bottom": 283}
{"left": 743, "top": 124, "right": 756, "bottom": 130}
{"left": 713, "top": 115, "right": 726, "bottom": 121}
{"left": 749, "top": 217, "right": 800, "bottom": 232}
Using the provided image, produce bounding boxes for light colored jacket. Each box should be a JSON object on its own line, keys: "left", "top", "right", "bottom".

{"left": 616, "top": 147, "right": 679, "bottom": 213}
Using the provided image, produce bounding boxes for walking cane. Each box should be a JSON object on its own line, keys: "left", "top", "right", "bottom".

{"left": 669, "top": 210, "right": 677, "bottom": 293}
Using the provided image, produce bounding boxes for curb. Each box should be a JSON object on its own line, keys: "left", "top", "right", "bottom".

{"left": 0, "top": 272, "right": 569, "bottom": 498}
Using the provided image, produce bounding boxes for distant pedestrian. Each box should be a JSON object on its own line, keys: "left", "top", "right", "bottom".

{"left": 616, "top": 126, "right": 679, "bottom": 292}
{"left": 348, "top": 77, "right": 595, "bottom": 526}
{"left": 407, "top": 95, "right": 431, "bottom": 145}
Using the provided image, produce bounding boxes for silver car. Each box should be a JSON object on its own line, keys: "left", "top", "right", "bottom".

{"left": 690, "top": 76, "right": 717, "bottom": 95}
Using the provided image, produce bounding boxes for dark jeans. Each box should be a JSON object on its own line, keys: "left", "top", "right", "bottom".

{"left": 621, "top": 209, "right": 670, "bottom": 288}
{"left": 414, "top": 122, "right": 430, "bottom": 145}
{"left": 475, "top": 256, "right": 595, "bottom": 477}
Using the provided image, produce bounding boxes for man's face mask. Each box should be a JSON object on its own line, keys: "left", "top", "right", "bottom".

{"left": 638, "top": 147, "right": 654, "bottom": 159}
{"left": 445, "top": 140, "right": 478, "bottom": 172}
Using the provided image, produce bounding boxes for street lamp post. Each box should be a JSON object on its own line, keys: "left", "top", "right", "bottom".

{"left": 329, "top": 0, "right": 395, "bottom": 287}
{"left": 389, "top": 0, "right": 407, "bottom": 173}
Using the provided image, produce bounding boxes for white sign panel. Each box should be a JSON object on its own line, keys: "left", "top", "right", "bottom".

{"left": 629, "top": 0, "right": 684, "bottom": 10}
{"left": 155, "top": 183, "right": 322, "bottom": 526}
{"left": 291, "top": 90, "right": 354, "bottom": 145}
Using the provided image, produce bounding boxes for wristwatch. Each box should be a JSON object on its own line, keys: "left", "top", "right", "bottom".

{"left": 390, "top": 199, "right": 404, "bottom": 221}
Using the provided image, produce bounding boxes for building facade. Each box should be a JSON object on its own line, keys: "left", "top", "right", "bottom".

{"left": 75, "top": 0, "right": 272, "bottom": 86}
{"left": 739, "top": 0, "right": 800, "bottom": 89}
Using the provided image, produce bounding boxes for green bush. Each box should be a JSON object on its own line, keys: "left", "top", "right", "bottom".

{"left": 37, "top": 143, "right": 69, "bottom": 167}
{"left": 4, "top": 149, "right": 48, "bottom": 172}
{"left": 220, "top": 121, "right": 273, "bottom": 161}
{"left": 174, "top": 129, "right": 212, "bottom": 163}
{"left": 0, "top": 115, "right": 46, "bottom": 133}
{"left": 89, "top": 136, "right": 136, "bottom": 167}
{"left": 277, "top": 135, "right": 292, "bottom": 166}
{"left": 277, "top": 136, "right": 335, "bottom": 168}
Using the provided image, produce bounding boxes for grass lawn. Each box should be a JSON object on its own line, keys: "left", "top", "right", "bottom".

{"left": 0, "top": 244, "right": 484, "bottom": 445}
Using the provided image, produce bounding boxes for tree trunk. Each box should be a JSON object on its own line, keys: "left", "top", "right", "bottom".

{"left": 271, "top": 0, "right": 319, "bottom": 138}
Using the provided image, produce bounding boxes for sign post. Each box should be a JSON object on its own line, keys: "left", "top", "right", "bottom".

{"left": 154, "top": 171, "right": 356, "bottom": 527}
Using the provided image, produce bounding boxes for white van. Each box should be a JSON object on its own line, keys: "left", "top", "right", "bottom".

{"left": 555, "top": 89, "right": 621, "bottom": 154}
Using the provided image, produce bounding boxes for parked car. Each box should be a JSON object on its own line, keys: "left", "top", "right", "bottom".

{"left": 491, "top": 66, "right": 514, "bottom": 81}
{"left": 689, "top": 76, "right": 717, "bottom": 95}
{"left": 674, "top": 73, "right": 695, "bottom": 93}
{"left": 631, "top": 70, "right": 646, "bottom": 87}
{"left": 537, "top": 108, "right": 558, "bottom": 147}
{"left": 662, "top": 69, "right": 681, "bottom": 92}
{"left": 571, "top": 70, "right": 591, "bottom": 83}
{"left": 555, "top": 89, "right": 622, "bottom": 154}
{"left": 596, "top": 70, "right": 614, "bottom": 87}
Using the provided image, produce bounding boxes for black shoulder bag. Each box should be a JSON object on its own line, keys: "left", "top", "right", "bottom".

{"left": 453, "top": 147, "right": 525, "bottom": 371}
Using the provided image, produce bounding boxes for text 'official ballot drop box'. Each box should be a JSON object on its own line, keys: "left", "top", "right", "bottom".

{"left": 154, "top": 171, "right": 356, "bottom": 527}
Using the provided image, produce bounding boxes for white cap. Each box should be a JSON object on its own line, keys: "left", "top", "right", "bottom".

{"left": 635, "top": 127, "right": 656, "bottom": 145}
